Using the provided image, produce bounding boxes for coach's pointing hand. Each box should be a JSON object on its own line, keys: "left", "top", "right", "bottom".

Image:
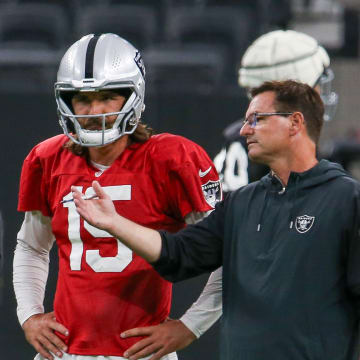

{"left": 72, "top": 181, "right": 117, "bottom": 233}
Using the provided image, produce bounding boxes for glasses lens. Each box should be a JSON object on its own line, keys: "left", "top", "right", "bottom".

{"left": 249, "top": 113, "right": 257, "bottom": 128}
{"left": 243, "top": 114, "right": 255, "bottom": 128}
{"left": 243, "top": 113, "right": 258, "bottom": 128}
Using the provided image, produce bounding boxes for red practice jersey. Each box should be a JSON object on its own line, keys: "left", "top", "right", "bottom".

{"left": 18, "top": 133, "right": 221, "bottom": 356}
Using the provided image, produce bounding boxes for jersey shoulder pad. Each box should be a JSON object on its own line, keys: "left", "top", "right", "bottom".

{"left": 148, "top": 133, "right": 209, "bottom": 163}
{"left": 27, "top": 134, "right": 68, "bottom": 161}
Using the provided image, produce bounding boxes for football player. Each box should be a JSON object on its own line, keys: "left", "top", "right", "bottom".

{"left": 13, "top": 33, "right": 222, "bottom": 360}
{"left": 214, "top": 29, "right": 338, "bottom": 193}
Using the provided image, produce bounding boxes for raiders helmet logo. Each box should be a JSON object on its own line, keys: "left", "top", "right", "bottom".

{"left": 295, "top": 215, "right": 315, "bottom": 233}
{"left": 134, "top": 50, "right": 145, "bottom": 79}
{"left": 202, "top": 180, "right": 222, "bottom": 208}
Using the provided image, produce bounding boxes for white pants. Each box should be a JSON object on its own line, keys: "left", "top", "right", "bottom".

{"left": 34, "top": 352, "right": 178, "bottom": 360}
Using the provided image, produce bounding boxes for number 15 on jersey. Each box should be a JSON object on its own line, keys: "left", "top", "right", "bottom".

{"left": 63, "top": 185, "right": 132, "bottom": 273}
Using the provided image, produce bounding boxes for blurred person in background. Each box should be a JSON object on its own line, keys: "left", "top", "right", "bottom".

{"left": 327, "top": 128, "right": 360, "bottom": 182}
{"left": 120, "top": 29, "right": 339, "bottom": 360}
{"left": 214, "top": 29, "right": 338, "bottom": 194}
{"left": 13, "top": 33, "right": 222, "bottom": 360}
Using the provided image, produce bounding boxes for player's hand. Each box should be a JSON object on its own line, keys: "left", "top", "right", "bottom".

{"left": 22, "top": 311, "right": 69, "bottom": 360}
{"left": 72, "top": 180, "right": 117, "bottom": 232}
{"left": 121, "top": 319, "right": 197, "bottom": 360}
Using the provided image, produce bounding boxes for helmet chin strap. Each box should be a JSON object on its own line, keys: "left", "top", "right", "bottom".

{"left": 317, "top": 68, "right": 338, "bottom": 121}
{"left": 78, "top": 128, "right": 122, "bottom": 147}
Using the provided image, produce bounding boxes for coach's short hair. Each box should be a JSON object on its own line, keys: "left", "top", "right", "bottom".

{"left": 251, "top": 80, "right": 324, "bottom": 144}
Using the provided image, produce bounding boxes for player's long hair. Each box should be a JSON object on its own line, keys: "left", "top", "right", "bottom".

{"left": 63, "top": 121, "right": 155, "bottom": 157}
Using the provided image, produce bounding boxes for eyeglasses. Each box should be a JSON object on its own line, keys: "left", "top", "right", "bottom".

{"left": 243, "top": 112, "right": 293, "bottom": 128}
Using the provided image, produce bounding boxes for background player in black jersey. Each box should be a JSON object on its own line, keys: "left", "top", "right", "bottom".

{"left": 214, "top": 29, "right": 338, "bottom": 193}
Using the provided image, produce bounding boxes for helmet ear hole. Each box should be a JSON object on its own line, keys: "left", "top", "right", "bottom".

{"left": 114, "top": 88, "right": 132, "bottom": 101}
{"left": 65, "top": 117, "right": 76, "bottom": 133}
{"left": 61, "top": 91, "right": 78, "bottom": 113}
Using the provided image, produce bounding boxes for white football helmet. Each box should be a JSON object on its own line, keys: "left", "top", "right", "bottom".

{"left": 238, "top": 30, "right": 338, "bottom": 121}
{"left": 55, "top": 33, "right": 146, "bottom": 147}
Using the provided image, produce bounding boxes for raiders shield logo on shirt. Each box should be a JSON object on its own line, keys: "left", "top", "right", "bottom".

{"left": 295, "top": 215, "right": 315, "bottom": 233}
{"left": 202, "top": 180, "right": 222, "bottom": 208}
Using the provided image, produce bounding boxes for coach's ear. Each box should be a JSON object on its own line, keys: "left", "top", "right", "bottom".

{"left": 289, "top": 112, "right": 305, "bottom": 137}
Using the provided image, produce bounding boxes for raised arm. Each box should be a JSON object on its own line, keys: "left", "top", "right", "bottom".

{"left": 73, "top": 180, "right": 224, "bottom": 279}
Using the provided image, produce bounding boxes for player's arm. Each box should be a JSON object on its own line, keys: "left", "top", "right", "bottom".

{"left": 73, "top": 181, "right": 223, "bottom": 276}
{"left": 13, "top": 211, "right": 69, "bottom": 360}
{"left": 179, "top": 266, "right": 222, "bottom": 337}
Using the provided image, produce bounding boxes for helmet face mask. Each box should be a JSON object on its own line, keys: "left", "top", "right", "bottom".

{"left": 55, "top": 33, "right": 146, "bottom": 147}
{"left": 316, "top": 68, "right": 338, "bottom": 122}
{"left": 55, "top": 83, "right": 142, "bottom": 147}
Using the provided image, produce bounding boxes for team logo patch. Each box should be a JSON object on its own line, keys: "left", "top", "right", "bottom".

{"left": 295, "top": 215, "right": 315, "bottom": 233}
{"left": 202, "top": 180, "right": 222, "bottom": 208}
{"left": 134, "top": 50, "right": 145, "bottom": 79}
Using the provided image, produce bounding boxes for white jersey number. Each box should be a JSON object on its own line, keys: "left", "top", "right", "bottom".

{"left": 213, "top": 141, "right": 249, "bottom": 192}
{"left": 63, "top": 185, "right": 132, "bottom": 272}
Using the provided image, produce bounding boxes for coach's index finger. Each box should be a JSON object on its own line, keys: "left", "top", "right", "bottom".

{"left": 92, "top": 180, "right": 110, "bottom": 199}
